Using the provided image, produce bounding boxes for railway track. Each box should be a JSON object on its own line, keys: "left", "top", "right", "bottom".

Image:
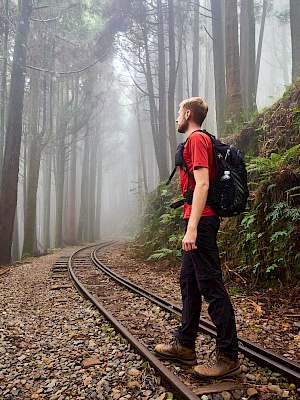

{"left": 66, "top": 242, "right": 300, "bottom": 399}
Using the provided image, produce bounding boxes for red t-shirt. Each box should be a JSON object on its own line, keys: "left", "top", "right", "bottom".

{"left": 179, "top": 131, "right": 217, "bottom": 219}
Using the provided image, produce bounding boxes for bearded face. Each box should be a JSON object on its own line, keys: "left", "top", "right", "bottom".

{"left": 177, "top": 118, "right": 188, "bottom": 133}
{"left": 176, "top": 107, "right": 188, "bottom": 133}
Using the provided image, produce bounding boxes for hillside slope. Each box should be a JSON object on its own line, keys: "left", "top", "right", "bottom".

{"left": 137, "top": 82, "right": 300, "bottom": 284}
{"left": 221, "top": 81, "right": 300, "bottom": 283}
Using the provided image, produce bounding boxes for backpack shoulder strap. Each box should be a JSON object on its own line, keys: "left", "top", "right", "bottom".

{"left": 196, "top": 129, "right": 216, "bottom": 142}
{"left": 166, "top": 137, "right": 189, "bottom": 185}
{"left": 166, "top": 166, "right": 177, "bottom": 186}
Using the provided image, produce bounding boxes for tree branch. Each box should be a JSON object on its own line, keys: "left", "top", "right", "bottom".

{"left": 30, "top": 3, "right": 81, "bottom": 23}
{"left": 27, "top": 53, "right": 109, "bottom": 75}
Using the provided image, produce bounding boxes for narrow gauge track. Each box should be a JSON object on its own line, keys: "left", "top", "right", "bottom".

{"left": 91, "top": 247, "right": 300, "bottom": 386}
{"left": 69, "top": 243, "right": 300, "bottom": 399}
{"left": 69, "top": 243, "right": 200, "bottom": 400}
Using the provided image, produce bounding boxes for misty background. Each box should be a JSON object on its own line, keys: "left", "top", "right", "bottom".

{"left": 0, "top": 0, "right": 298, "bottom": 262}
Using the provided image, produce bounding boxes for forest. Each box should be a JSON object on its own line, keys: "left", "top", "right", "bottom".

{"left": 0, "top": 0, "right": 299, "bottom": 283}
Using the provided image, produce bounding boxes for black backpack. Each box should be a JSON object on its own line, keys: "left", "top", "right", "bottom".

{"left": 166, "top": 129, "right": 249, "bottom": 217}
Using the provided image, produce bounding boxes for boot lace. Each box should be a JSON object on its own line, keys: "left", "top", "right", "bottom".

{"left": 169, "top": 337, "right": 180, "bottom": 349}
{"left": 205, "top": 348, "right": 220, "bottom": 369}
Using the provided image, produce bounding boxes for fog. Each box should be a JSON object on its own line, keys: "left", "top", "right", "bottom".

{"left": 0, "top": 0, "right": 298, "bottom": 261}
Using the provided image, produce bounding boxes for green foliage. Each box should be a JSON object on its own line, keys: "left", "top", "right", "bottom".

{"left": 135, "top": 143, "right": 300, "bottom": 281}
{"left": 148, "top": 248, "right": 174, "bottom": 260}
{"left": 135, "top": 86, "right": 300, "bottom": 283}
{"left": 15, "top": 253, "right": 32, "bottom": 264}
{"left": 223, "top": 109, "right": 260, "bottom": 137}
{"left": 274, "top": 9, "right": 290, "bottom": 26}
{"left": 247, "top": 144, "right": 300, "bottom": 177}
{"left": 57, "top": 3, "right": 105, "bottom": 45}
{"left": 238, "top": 200, "right": 300, "bottom": 280}
{"left": 134, "top": 179, "right": 184, "bottom": 261}
{"left": 219, "top": 143, "right": 300, "bottom": 282}
{"left": 229, "top": 286, "right": 246, "bottom": 296}
{"left": 48, "top": 248, "right": 62, "bottom": 253}
{"left": 267, "top": 201, "right": 300, "bottom": 224}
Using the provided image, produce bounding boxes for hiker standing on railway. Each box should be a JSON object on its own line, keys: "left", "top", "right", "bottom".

{"left": 155, "top": 97, "right": 241, "bottom": 379}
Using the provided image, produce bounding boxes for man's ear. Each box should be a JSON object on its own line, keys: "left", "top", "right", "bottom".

{"left": 185, "top": 109, "right": 191, "bottom": 120}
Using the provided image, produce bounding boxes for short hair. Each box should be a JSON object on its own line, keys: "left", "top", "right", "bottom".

{"left": 180, "top": 97, "right": 208, "bottom": 126}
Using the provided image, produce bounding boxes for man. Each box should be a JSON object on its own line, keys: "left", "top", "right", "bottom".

{"left": 155, "top": 97, "right": 241, "bottom": 379}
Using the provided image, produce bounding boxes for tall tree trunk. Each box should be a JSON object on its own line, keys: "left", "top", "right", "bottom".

{"left": 290, "top": 0, "right": 300, "bottom": 81}
{"left": 255, "top": 0, "right": 267, "bottom": 96}
{"left": 168, "top": 0, "right": 177, "bottom": 161}
{"left": 55, "top": 82, "right": 67, "bottom": 248}
{"left": 66, "top": 78, "right": 79, "bottom": 245}
{"left": 136, "top": 100, "right": 148, "bottom": 195}
{"left": 225, "top": 0, "right": 243, "bottom": 120}
{"left": 0, "top": 0, "right": 9, "bottom": 172}
{"left": 281, "top": 23, "right": 289, "bottom": 86}
{"left": 0, "top": 0, "right": 31, "bottom": 264}
{"left": 88, "top": 132, "right": 98, "bottom": 243}
{"left": 55, "top": 127, "right": 67, "bottom": 248}
{"left": 192, "top": 0, "right": 200, "bottom": 96}
{"left": 77, "top": 132, "right": 90, "bottom": 243}
{"left": 157, "top": 0, "right": 169, "bottom": 182}
{"left": 143, "top": 21, "right": 168, "bottom": 183}
{"left": 184, "top": 39, "right": 190, "bottom": 98}
{"left": 95, "top": 146, "right": 102, "bottom": 240}
{"left": 204, "top": 40, "right": 215, "bottom": 132}
{"left": 176, "top": 0, "right": 185, "bottom": 106}
{"left": 176, "top": 47, "right": 184, "bottom": 104}
{"left": 143, "top": 27, "right": 161, "bottom": 175}
{"left": 240, "top": 0, "right": 257, "bottom": 114}
{"left": 211, "top": 0, "right": 226, "bottom": 135}
{"left": 12, "top": 212, "right": 20, "bottom": 261}
{"left": 44, "top": 78, "right": 55, "bottom": 250}
{"left": 43, "top": 150, "right": 52, "bottom": 250}
{"left": 65, "top": 137, "right": 77, "bottom": 244}
{"left": 22, "top": 73, "right": 41, "bottom": 256}
{"left": 23, "top": 128, "right": 28, "bottom": 224}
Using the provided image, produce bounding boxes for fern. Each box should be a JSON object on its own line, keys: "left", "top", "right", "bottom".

{"left": 147, "top": 248, "right": 174, "bottom": 260}
{"left": 286, "top": 186, "right": 300, "bottom": 197}
{"left": 267, "top": 201, "right": 300, "bottom": 225}
{"left": 247, "top": 144, "right": 300, "bottom": 179}
{"left": 270, "top": 231, "right": 288, "bottom": 242}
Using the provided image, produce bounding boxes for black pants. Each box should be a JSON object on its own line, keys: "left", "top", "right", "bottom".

{"left": 175, "top": 216, "right": 239, "bottom": 359}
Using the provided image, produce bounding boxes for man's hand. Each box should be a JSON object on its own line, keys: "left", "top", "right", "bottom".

{"left": 182, "top": 228, "right": 197, "bottom": 251}
{"left": 182, "top": 167, "right": 209, "bottom": 252}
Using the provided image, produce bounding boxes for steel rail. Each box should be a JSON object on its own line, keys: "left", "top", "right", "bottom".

{"left": 92, "top": 248, "right": 300, "bottom": 386}
{"left": 68, "top": 244, "right": 200, "bottom": 400}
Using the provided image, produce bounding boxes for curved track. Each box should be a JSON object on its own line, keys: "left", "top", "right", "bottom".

{"left": 68, "top": 242, "right": 300, "bottom": 399}
{"left": 69, "top": 242, "right": 200, "bottom": 400}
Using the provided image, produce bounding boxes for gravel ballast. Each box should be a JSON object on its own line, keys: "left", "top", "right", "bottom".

{"left": 1, "top": 245, "right": 299, "bottom": 400}
{"left": 0, "top": 248, "right": 163, "bottom": 400}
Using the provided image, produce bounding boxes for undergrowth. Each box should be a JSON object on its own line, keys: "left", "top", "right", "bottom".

{"left": 135, "top": 179, "right": 184, "bottom": 261}
{"left": 135, "top": 81, "right": 300, "bottom": 284}
{"left": 219, "top": 144, "right": 300, "bottom": 283}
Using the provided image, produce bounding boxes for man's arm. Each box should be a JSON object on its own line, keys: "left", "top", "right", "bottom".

{"left": 182, "top": 167, "right": 209, "bottom": 252}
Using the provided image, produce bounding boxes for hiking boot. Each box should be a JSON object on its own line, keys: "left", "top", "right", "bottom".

{"left": 155, "top": 338, "right": 197, "bottom": 365}
{"left": 194, "top": 348, "right": 241, "bottom": 379}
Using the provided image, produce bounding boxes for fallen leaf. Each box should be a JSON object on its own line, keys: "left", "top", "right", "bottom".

{"left": 247, "top": 387, "right": 258, "bottom": 397}
{"left": 268, "top": 385, "right": 282, "bottom": 395}
{"left": 251, "top": 300, "right": 264, "bottom": 316}
{"left": 127, "top": 381, "right": 140, "bottom": 389}
{"left": 82, "top": 356, "right": 101, "bottom": 368}
{"left": 221, "top": 391, "right": 231, "bottom": 400}
{"left": 294, "top": 335, "right": 300, "bottom": 343}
